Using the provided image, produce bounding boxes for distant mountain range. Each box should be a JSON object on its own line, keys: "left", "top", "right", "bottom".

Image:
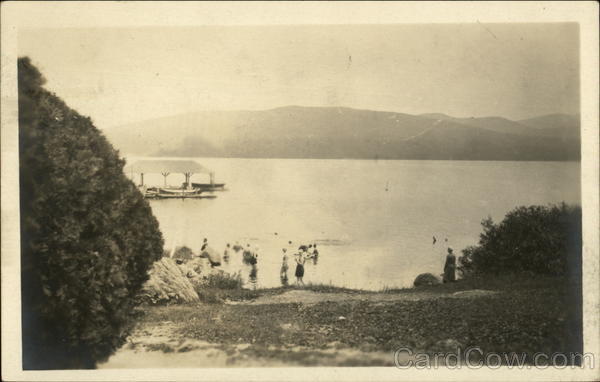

{"left": 103, "top": 106, "right": 580, "bottom": 161}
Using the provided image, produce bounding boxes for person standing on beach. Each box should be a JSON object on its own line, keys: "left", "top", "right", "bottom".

{"left": 443, "top": 247, "right": 456, "bottom": 283}
{"left": 295, "top": 250, "right": 306, "bottom": 286}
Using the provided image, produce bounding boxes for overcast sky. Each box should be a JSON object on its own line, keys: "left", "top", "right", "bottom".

{"left": 19, "top": 23, "right": 579, "bottom": 129}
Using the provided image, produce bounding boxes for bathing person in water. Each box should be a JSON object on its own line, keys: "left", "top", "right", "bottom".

{"left": 443, "top": 247, "right": 456, "bottom": 283}
{"left": 280, "top": 248, "right": 289, "bottom": 286}
{"left": 233, "top": 241, "right": 243, "bottom": 252}
{"left": 311, "top": 244, "right": 319, "bottom": 265}
{"left": 295, "top": 251, "right": 306, "bottom": 286}
{"left": 253, "top": 247, "right": 259, "bottom": 265}
{"left": 223, "top": 243, "right": 231, "bottom": 264}
{"left": 243, "top": 244, "right": 254, "bottom": 265}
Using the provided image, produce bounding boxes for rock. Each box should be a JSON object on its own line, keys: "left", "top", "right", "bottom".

{"left": 199, "top": 245, "right": 222, "bottom": 266}
{"left": 138, "top": 257, "right": 200, "bottom": 305}
{"left": 413, "top": 273, "right": 442, "bottom": 287}
{"left": 186, "top": 257, "right": 210, "bottom": 275}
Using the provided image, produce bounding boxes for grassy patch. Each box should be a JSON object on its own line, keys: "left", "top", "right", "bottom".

{"left": 197, "top": 288, "right": 261, "bottom": 304}
{"left": 194, "top": 272, "right": 262, "bottom": 303}
{"left": 137, "top": 275, "right": 580, "bottom": 364}
{"left": 299, "top": 283, "right": 375, "bottom": 294}
{"left": 380, "top": 273, "right": 572, "bottom": 294}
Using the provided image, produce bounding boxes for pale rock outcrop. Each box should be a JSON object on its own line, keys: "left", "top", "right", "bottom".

{"left": 139, "top": 257, "right": 199, "bottom": 304}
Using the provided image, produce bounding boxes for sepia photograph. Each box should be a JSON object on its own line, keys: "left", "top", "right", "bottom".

{"left": 1, "top": 1, "right": 599, "bottom": 381}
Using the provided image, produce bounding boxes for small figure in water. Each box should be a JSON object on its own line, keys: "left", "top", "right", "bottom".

{"left": 295, "top": 250, "right": 306, "bottom": 286}
{"left": 201, "top": 238, "right": 208, "bottom": 251}
{"left": 280, "top": 248, "right": 289, "bottom": 286}
{"left": 223, "top": 243, "right": 231, "bottom": 264}
{"left": 443, "top": 247, "right": 456, "bottom": 283}
{"left": 432, "top": 236, "right": 437, "bottom": 245}
{"left": 243, "top": 244, "right": 254, "bottom": 265}
{"left": 311, "top": 243, "right": 319, "bottom": 265}
{"left": 253, "top": 247, "right": 259, "bottom": 264}
{"left": 233, "top": 241, "right": 243, "bottom": 252}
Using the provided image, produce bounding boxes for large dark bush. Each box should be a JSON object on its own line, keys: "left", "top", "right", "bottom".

{"left": 458, "top": 203, "right": 581, "bottom": 277}
{"left": 19, "top": 57, "right": 164, "bottom": 369}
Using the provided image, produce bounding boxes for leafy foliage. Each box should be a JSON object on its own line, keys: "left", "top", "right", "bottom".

{"left": 172, "top": 246, "right": 194, "bottom": 261}
{"left": 19, "top": 57, "right": 164, "bottom": 369}
{"left": 458, "top": 204, "right": 581, "bottom": 277}
{"left": 203, "top": 271, "right": 243, "bottom": 290}
{"left": 193, "top": 272, "right": 259, "bottom": 303}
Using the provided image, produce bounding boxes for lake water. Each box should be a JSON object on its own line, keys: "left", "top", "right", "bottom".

{"left": 128, "top": 158, "right": 580, "bottom": 290}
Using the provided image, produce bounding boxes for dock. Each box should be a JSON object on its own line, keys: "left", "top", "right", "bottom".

{"left": 125, "top": 159, "right": 226, "bottom": 199}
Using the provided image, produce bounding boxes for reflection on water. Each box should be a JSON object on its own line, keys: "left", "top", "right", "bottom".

{"left": 248, "top": 264, "right": 258, "bottom": 289}
{"left": 215, "top": 245, "right": 322, "bottom": 289}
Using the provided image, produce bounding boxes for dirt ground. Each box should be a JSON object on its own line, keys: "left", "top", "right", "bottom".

{"left": 99, "top": 288, "right": 502, "bottom": 368}
{"left": 99, "top": 276, "right": 576, "bottom": 368}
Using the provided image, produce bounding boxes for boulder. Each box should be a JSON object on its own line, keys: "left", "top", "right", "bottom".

{"left": 138, "top": 257, "right": 200, "bottom": 305}
{"left": 413, "top": 273, "right": 442, "bottom": 287}
{"left": 199, "top": 245, "right": 222, "bottom": 266}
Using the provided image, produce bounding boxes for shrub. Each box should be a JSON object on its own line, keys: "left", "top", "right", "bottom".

{"left": 203, "top": 271, "right": 243, "bottom": 289}
{"left": 172, "top": 246, "right": 194, "bottom": 262}
{"left": 19, "top": 57, "right": 164, "bottom": 369}
{"left": 194, "top": 272, "right": 259, "bottom": 303}
{"left": 458, "top": 203, "right": 581, "bottom": 277}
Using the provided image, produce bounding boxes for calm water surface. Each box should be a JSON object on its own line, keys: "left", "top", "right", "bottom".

{"left": 128, "top": 158, "right": 580, "bottom": 290}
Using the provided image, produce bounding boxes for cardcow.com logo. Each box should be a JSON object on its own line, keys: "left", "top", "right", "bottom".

{"left": 394, "top": 347, "right": 595, "bottom": 369}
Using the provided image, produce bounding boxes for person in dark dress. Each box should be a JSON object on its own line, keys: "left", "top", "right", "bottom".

{"left": 295, "top": 252, "right": 306, "bottom": 286}
{"left": 443, "top": 247, "right": 456, "bottom": 283}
